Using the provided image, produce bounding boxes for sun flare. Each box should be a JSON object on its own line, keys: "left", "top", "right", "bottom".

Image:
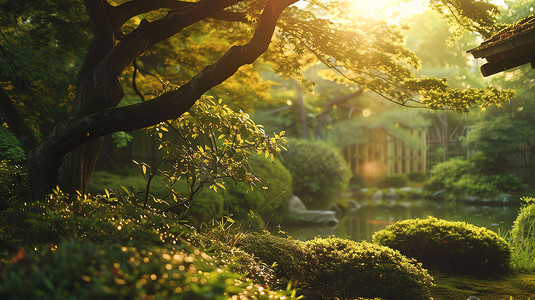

{"left": 350, "top": 0, "right": 426, "bottom": 21}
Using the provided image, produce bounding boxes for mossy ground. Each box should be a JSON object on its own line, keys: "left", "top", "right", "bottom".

{"left": 431, "top": 271, "right": 535, "bottom": 299}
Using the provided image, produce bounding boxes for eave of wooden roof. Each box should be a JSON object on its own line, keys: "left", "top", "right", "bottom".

{"left": 468, "top": 14, "right": 535, "bottom": 77}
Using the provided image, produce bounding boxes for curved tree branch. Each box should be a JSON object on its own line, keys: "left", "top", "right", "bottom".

{"left": 112, "top": 0, "right": 193, "bottom": 28}
{"left": 29, "top": 0, "right": 297, "bottom": 199}
{"left": 112, "top": 0, "right": 248, "bottom": 29}
{"left": 92, "top": 0, "right": 242, "bottom": 111}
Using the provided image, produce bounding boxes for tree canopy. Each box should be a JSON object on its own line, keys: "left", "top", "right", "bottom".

{"left": 0, "top": 0, "right": 514, "bottom": 200}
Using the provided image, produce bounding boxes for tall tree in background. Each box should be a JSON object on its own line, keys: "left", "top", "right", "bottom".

{"left": 0, "top": 0, "right": 512, "bottom": 200}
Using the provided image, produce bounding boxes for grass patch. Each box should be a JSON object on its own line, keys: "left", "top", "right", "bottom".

{"left": 88, "top": 168, "right": 168, "bottom": 198}
{"left": 431, "top": 271, "right": 535, "bottom": 299}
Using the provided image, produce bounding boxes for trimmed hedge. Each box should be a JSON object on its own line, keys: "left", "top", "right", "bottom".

{"left": 281, "top": 139, "right": 350, "bottom": 209}
{"left": 372, "top": 217, "right": 511, "bottom": 274}
{"left": 237, "top": 234, "right": 433, "bottom": 300}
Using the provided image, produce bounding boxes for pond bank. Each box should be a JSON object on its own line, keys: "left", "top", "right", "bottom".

{"left": 283, "top": 198, "right": 521, "bottom": 242}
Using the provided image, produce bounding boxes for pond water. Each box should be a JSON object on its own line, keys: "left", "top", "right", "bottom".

{"left": 283, "top": 199, "right": 521, "bottom": 242}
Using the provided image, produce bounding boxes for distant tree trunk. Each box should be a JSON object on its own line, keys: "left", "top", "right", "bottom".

{"left": 315, "top": 89, "right": 363, "bottom": 138}
{"left": 295, "top": 82, "right": 308, "bottom": 139}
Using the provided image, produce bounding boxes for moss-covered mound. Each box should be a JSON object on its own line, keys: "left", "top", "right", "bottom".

{"left": 372, "top": 217, "right": 511, "bottom": 274}
{"left": 237, "top": 234, "right": 433, "bottom": 300}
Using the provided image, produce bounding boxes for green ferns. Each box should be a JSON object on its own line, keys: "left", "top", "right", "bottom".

{"left": 373, "top": 216, "right": 511, "bottom": 274}
{"left": 238, "top": 233, "right": 434, "bottom": 300}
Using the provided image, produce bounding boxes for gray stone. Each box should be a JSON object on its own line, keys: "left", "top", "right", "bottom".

{"left": 371, "top": 190, "right": 383, "bottom": 201}
{"left": 431, "top": 190, "right": 446, "bottom": 199}
{"left": 384, "top": 188, "right": 399, "bottom": 200}
{"left": 285, "top": 195, "right": 339, "bottom": 227}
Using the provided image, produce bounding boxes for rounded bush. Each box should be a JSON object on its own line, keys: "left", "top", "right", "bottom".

{"left": 281, "top": 139, "right": 350, "bottom": 209}
{"left": 372, "top": 216, "right": 511, "bottom": 274}
{"left": 427, "top": 158, "right": 475, "bottom": 189}
{"left": 511, "top": 200, "right": 535, "bottom": 242}
{"left": 225, "top": 154, "right": 293, "bottom": 224}
{"left": 509, "top": 199, "right": 535, "bottom": 271}
{"left": 238, "top": 234, "right": 433, "bottom": 300}
{"left": 378, "top": 174, "right": 409, "bottom": 188}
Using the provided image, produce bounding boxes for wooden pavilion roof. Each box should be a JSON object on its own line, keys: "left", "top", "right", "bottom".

{"left": 468, "top": 14, "right": 535, "bottom": 77}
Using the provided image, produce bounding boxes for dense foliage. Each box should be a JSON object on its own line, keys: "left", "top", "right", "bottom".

{"left": 373, "top": 217, "right": 511, "bottom": 274}
{"left": 0, "top": 127, "right": 25, "bottom": 163}
{"left": 225, "top": 154, "right": 293, "bottom": 228}
{"left": 0, "top": 191, "right": 301, "bottom": 299}
{"left": 0, "top": 161, "right": 27, "bottom": 209}
{"left": 0, "top": 241, "right": 296, "bottom": 300}
{"left": 281, "top": 139, "right": 350, "bottom": 209}
{"left": 0, "top": 0, "right": 513, "bottom": 200}
{"left": 424, "top": 157, "right": 526, "bottom": 199}
{"left": 509, "top": 197, "right": 535, "bottom": 271}
{"left": 237, "top": 233, "right": 434, "bottom": 300}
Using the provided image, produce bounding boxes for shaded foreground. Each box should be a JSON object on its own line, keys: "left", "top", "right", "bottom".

{"left": 432, "top": 271, "right": 535, "bottom": 299}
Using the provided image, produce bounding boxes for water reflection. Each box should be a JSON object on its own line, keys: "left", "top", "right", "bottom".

{"left": 283, "top": 199, "right": 521, "bottom": 242}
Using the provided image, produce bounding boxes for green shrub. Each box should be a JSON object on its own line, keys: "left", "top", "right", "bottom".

{"left": 0, "top": 240, "right": 298, "bottom": 300}
{"left": 373, "top": 216, "right": 511, "bottom": 274}
{"left": 490, "top": 174, "right": 527, "bottom": 194}
{"left": 0, "top": 189, "right": 202, "bottom": 251}
{"left": 0, "top": 191, "right": 295, "bottom": 296}
{"left": 425, "top": 158, "right": 475, "bottom": 192}
{"left": 509, "top": 198, "right": 535, "bottom": 271}
{"left": 281, "top": 139, "right": 350, "bottom": 209}
{"left": 408, "top": 172, "right": 427, "bottom": 183}
{"left": 0, "top": 161, "right": 28, "bottom": 209}
{"left": 425, "top": 157, "right": 525, "bottom": 199}
{"left": 236, "top": 233, "right": 309, "bottom": 280}
{"left": 511, "top": 199, "right": 535, "bottom": 241}
{"left": 0, "top": 127, "right": 25, "bottom": 163}
{"left": 238, "top": 234, "right": 433, "bottom": 300}
{"left": 449, "top": 174, "right": 500, "bottom": 199}
{"left": 225, "top": 154, "right": 293, "bottom": 225}
{"left": 378, "top": 174, "right": 409, "bottom": 188}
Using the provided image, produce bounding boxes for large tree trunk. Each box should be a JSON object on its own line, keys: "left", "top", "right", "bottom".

{"left": 59, "top": 139, "right": 103, "bottom": 196}
{"left": 55, "top": 0, "right": 115, "bottom": 196}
